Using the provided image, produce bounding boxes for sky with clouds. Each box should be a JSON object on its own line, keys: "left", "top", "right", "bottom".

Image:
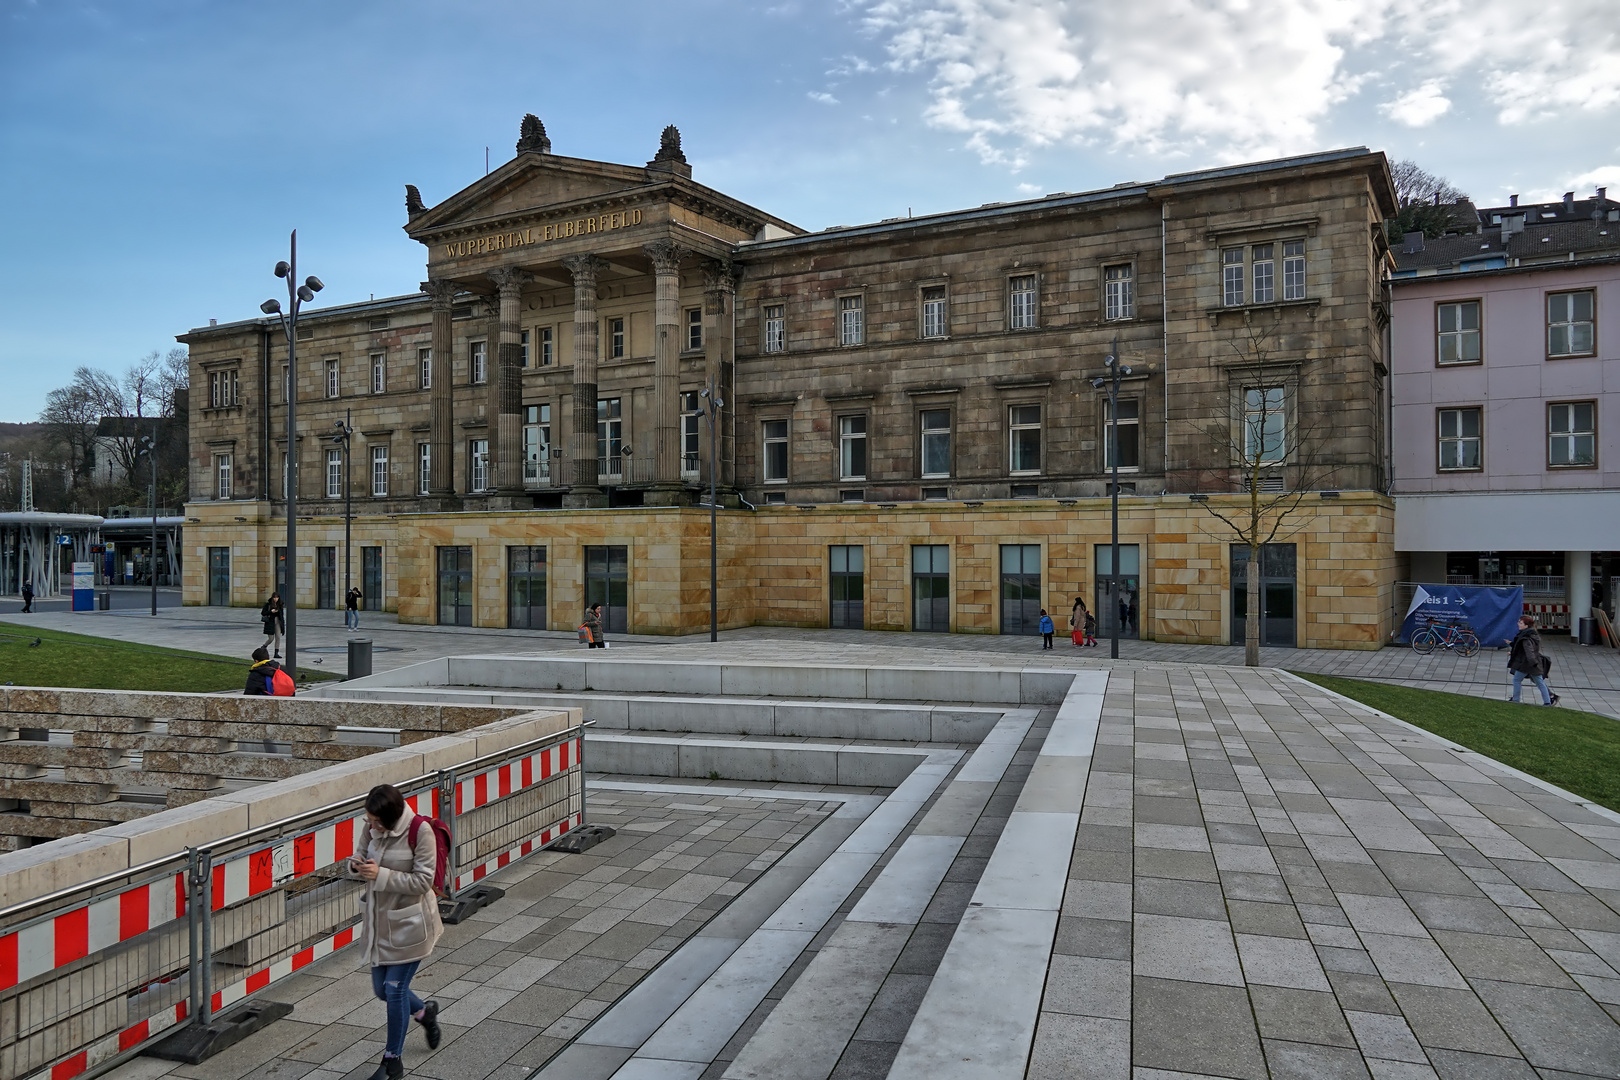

{"left": 1, "top": 0, "right": 1616, "bottom": 422}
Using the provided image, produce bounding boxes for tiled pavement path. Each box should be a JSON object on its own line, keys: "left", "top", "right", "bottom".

{"left": 1037, "top": 664, "right": 1620, "bottom": 1079}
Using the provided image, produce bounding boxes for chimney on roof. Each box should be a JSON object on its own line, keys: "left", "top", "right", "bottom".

{"left": 1402, "top": 231, "right": 1426, "bottom": 254}
{"left": 1599, "top": 187, "right": 1608, "bottom": 201}
{"left": 1509, "top": 194, "right": 1518, "bottom": 207}
{"left": 209, "top": 318, "right": 217, "bottom": 326}
{"left": 1564, "top": 191, "right": 1575, "bottom": 214}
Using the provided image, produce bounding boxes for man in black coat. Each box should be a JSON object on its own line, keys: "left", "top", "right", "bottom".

{"left": 1507, "top": 615, "right": 1559, "bottom": 706}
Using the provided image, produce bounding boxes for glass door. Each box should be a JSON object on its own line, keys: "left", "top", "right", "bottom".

{"left": 508, "top": 546, "right": 547, "bottom": 629}
{"left": 317, "top": 547, "right": 336, "bottom": 609}
{"left": 1095, "top": 544, "right": 1141, "bottom": 640}
{"left": 362, "top": 547, "right": 382, "bottom": 610}
{"left": 1230, "top": 543, "right": 1296, "bottom": 647}
{"left": 584, "top": 545, "right": 628, "bottom": 633}
{"left": 830, "top": 546, "right": 864, "bottom": 629}
{"left": 437, "top": 546, "right": 473, "bottom": 626}
{"left": 207, "top": 547, "right": 230, "bottom": 606}
{"left": 1000, "top": 544, "right": 1041, "bottom": 635}
{"left": 912, "top": 545, "right": 950, "bottom": 632}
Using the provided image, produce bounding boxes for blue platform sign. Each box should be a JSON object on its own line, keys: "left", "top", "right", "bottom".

{"left": 71, "top": 561, "right": 95, "bottom": 612}
{"left": 1400, "top": 584, "right": 1523, "bottom": 647}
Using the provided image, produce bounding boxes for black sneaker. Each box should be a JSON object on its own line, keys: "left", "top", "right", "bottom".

{"left": 1550, "top": 694, "right": 1561, "bottom": 706}
{"left": 419, "top": 999, "right": 441, "bottom": 1049}
{"left": 367, "top": 1056, "right": 403, "bottom": 1080}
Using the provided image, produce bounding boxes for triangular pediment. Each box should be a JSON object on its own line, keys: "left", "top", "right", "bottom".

{"left": 406, "top": 153, "right": 659, "bottom": 238}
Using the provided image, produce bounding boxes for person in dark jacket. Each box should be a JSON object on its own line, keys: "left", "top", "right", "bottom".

{"left": 583, "top": 604, "right": 605, "bottom": 648}
{"left": 245, "top": 647, "right": 282, "bottom": 696}
{"left": 261, "top": 593, "right": 285, "bottom": 658}
{"left": 346, "top": 586, "right": 363, "bottom": 632}
{"left": 1507, "top": 615, "right": 1559, "bottom": 706}
{"left": 20, "top": 581, "right": 33, "bottom": 613}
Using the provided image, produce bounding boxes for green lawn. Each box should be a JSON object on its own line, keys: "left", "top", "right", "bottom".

{"left": 0, "top": 625, "right": 333, "bottom": 694}
{"left": 1295, "top": 673, "right": 1620, "bottom": 813}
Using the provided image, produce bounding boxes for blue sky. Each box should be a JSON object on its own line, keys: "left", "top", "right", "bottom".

{"left": 2, "top": 0, "right": 1616, "bottom": 422}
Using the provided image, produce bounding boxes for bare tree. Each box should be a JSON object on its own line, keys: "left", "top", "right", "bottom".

{"left": 1387, "top": 159, "right": 1471, "bottom": 241}
{"left": 39, "top": 367, "right": 126, "bottom": 491}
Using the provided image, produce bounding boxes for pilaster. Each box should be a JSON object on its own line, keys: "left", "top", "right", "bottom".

{"left": 420, "top": 278, "right": 461, "bottom": 509}
{"left": 561, "top": 254, "right": 608, "bottom": 509}
{"left": 490, "top": 267, "right": 533, "bottom": 502}
{"left": 645, "top": 241, "right": 686, "bottom": 494}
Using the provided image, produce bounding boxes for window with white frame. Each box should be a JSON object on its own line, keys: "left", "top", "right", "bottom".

{"left": 326, "top": 448, "right": 343, "bottom": 498}
{"left": 682, "top": 391, "right": 701, "bottom": 475}
{"left": 524, "top": 404, "right": 550, "bottom": 483}
{"left": 762, "top": 419, "right": 789, "bottom": 482}
{"left": 519, "top": 329, "right": 530, "bottom": 368}
{"left": 839, "top": 295, "right": 865, "bottom": 346}
{"left": 1009, "top": 274, "right": 1037, "bottom": 329}
{"left": 470, "top": 439, "right": 489, "bottom": 491}
{"left": 1549, "top": 401, "right": 1596, "bottom": 467}
{"left": 1437, "top": 301, "right": 1482, "bottom": 365}
{"left": 371, "top": 445, "right": 389, "bottom": 496}
{"left": 763, "top": 304, "right": 785, "bottom": 353}
{"left": 325, "top": 358, "right": 340, "bottom": 398}
{"left": 608, "top": 317, "right": 625, "bottom": 359}
{"left": 1252, "top": 244, "right": 1276, "bottom": 304}
{"left": 1243, "top": 387, "right": 1287, "bottom": 463}
{"left": 215, "top": 453, "right": 233, "bottom": 499}
{"left": 1009, "top": 404, "right": 1042, "bottom": 473}
{"left": 418, "top": 347, "right": 432, "bottom": 389}
{"left": 1547, "top": 290, "right": 1596, "bottom": 358}
{"left": 539, "top": 326, "right": 553, "bottom": 366}
{"left": 1104, "top": 264, "right": 1134, "bottom": 320}
{"left": 417, "top": 443, "right": 431, "bottom": 495}
{"left": 370, "top": 352, "right": 386, "bottom": 394}
{"left": 1282, "top": 240, "right": 1306, "bottom": 300}
{"left": 1437, "top": 408, "right": 1482, "bottom": 471}
{"left": 921, "top": 285, "right": 948, "bottom": 338}
{"left": 920, "top": 409, "right": 951, "bottom": 478}
{"left": 686, "top": 308, "right": 703, "bottom": 350}
{"left": 1222, "top": 248, "right": 1245, "bottom": 306}
{"left": 208, "top": 369, "right": 240, "bottom": 408}
{"left": 1104, "top": 398, "right": 1140, "bottom": 470}
{"left": 469, "top": 340, "right": 487, "bottom": 384}
{"left": 839, "top": 414, "right": 867, "bottom": 480}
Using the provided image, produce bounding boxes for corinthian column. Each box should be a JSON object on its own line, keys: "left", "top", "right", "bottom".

{"left": 644, "top": 241, "right": 685, "bottom": 487}
{"left": 490, "top": 267, "right": 532, "bottom": 495}
{"left": 420, "top": 278, "right": 460, "bottom": 499}
{"left": 561, "top": 254, "right": 608, "bottom": 507}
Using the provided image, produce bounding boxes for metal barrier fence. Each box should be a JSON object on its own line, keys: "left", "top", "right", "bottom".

{"left": 0, "top": 722, "right": 587, "bottom": 1080}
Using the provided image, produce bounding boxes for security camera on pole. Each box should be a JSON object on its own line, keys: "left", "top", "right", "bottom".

{"left": 1090, "top": 338, "right": 1132, "bottom": 660}
{"left": 260, "top": 232, "right": 323, "bottom": 677}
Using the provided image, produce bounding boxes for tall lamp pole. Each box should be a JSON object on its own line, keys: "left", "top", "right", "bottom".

{"left": 331, "top": 411, "right": 353, "bottom": 622}
{"left": 698, "top": 377, "right": 724, "bottom": 642}
{"left": 137, "top": 429, "right": 158, "bottom": 617}
{"left": 261, "top": 231, "right": 324, "bottom": 675}
{"left": 1091, "top": 339, "right": 1133, "bottom": 660}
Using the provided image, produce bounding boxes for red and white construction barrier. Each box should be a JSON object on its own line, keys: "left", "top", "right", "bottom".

{"left": 1524, "top": 602, "right": 1570, "bottom": 630}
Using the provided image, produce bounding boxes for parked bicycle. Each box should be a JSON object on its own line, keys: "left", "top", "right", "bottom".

{"left": 1410, "top": 618, "right": 1481, "bottom": 657}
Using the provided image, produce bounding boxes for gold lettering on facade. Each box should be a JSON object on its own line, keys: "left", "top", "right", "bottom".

{"left": 440, "top": 208, "right": 646, "bottom": 259}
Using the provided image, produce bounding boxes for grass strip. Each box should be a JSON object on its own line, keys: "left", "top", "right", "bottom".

{"left": 0, "top": 624, "right": 332, "bottom": 693}
{"left": 1294, "top": 672, "right": 1620, "bottom": 814}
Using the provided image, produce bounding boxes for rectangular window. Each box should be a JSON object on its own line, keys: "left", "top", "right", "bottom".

{"left": 1251, "top": 244, "right": 1275, "bottom": 304}
{"left": 539, "top": 326, "right": 552, "bottom": 366}
{"left": 1105, "top": 398, "right": 1140, "bottom": 470}
{"left": 524, "top": 404, "right": 550, "bottom": 483}
{"left": 920, "top": 409, "right": 951, "bottom": 478}
{"left": 326, "top": 448, "right": 343, "bottom": 498}
{"left": 687, "top": 308, "right": 703, "bottom": 351}
{"left": 839, "top": 295, "right": 865, "bottom": 346}
{"left": 608, "top": 317, "right": 625, "bottom": 359}
{"left": 1549, "top": 401, "right": 1596, "bottom": 467}
{"left": 763, "top": 304, "right": 785, "bottom": 353}
{"left": 371, "top": 445, "right": 389, "bottom": 496}
{"left": 1437, "top": 301, "right": 1482, "bottom": 365}
{"left": 418, "top": 347, "right": 432, "bottom": 389}
{"left": 215, "top": 454, "right": 232, "bottom": 500}
{"left": 830, "top": 545, "right": 864, "bottom": 629}
{"left": 519, "top": 329, "right": 530, "bottom": 368}
{"left": 417, "top": 443, "right": 431, "bottom": 495}
{"left": 1009, "top": 404, "right": 1042, "bottom": 474}
{"left": 370, "top": 352, "right": 386, "bottom": 394}
{"left": 229, "top": 369, "right": 239, "bottom": 405}
{"left": 762, "top": 418, "right": 789, "bottom": 482}
{"left": 470, "top": 438, "right": 489, "bottom": 491}
{"left": 584, "top": 545, "right": 629, "bottom": 634}
{"left": 209, "top": 371, "right": 220, "bottom": 408}
{"left": 208, "top": 370, "right": 239, "bottom": 408}
{"left": 1223, "top": 248, "right": 1245, "bottom": 306}
{"left": 1437, "top": 407, "right": 1482, "bottom": 471}
{"left": 682, "top": 391, "right": 701, "bottom": 475}
{"left": 1282, "top": 240, "right": 1306, "bottom": 300}
{"left": 839, "top": 414, "right": 867, "bottom": 480}
{"left": 597, "top": 398, "right": 622, "bottom": 477}
{"left": 1244, "top": 387, "right": 1287, "bottom": 463}
{"left": 436, "top": 546, "right": 472, "bottom": 627}
{"left": 912, "top": 545, "right": 950, "bottom": 632}
{"left": 508, "top": 546, "right": 547, "bottom": 629}
{"left": 362, "top": 546, "right": 382, "bottom": 610}
{"left": 470, "top": 340, "right": 487, "bottom": 384}
{"left": 325, "top": 358, "right": 339, "bottom": 398}
{"left": 1009, "top": 274, "right": 1037, "bottom": 329}
{"left": 1547, "top": 290, "right": 1596, "bottom": 357}
{"left": 921, "top": 285, "right": 948, "bottom": 338}
{"left": 1104, "top": 264, "right": 1134, "bottom": 321}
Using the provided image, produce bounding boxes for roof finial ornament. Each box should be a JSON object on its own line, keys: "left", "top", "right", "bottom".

{"left": 516, "top": 114, "right": 552, "bottom": 154}
{"left": 655, "top": 125, "right": 686, "bottom": 165}
{"left": 405, "top": 184, "right": 427, "bottom": 218}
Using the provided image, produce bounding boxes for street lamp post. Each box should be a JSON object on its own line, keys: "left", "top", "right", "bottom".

{"left": 331, "top": 411, "right": 353, "bottom": 627}
{"left": 697, "top": 377, "right": 724, "bottom": 642}
{"left": 261, "top": 231, "right": 324, "bottom": 676}
{"left": 137, "top": 428, "right": 158, "bottom": 617}
{"left": 1091, "top": 338, "right": 1133, "bottom": 660}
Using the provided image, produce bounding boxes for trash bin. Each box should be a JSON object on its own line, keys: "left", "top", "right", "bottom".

{"left": 1579, "top": 618, "right": 1597, "bottom": 646}
{"left": 97, "top": 590, "right": 110, "bottom": 610}
{"left": 346, "top": 638, "right": 373, "bottom": 680}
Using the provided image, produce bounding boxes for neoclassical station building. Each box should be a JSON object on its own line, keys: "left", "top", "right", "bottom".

{"left": 181, "top": 117, "right": 1399, "bottom": 647}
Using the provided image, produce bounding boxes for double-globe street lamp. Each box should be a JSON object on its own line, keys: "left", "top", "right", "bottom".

{"left": 261, "top": 231, "right": 323, "bottom": 676}
{"left": 1090, "top": 339, "right": 1133, "bottom": 660}
{"left": 695, "top": 377, "right": 724, "bottom": 642}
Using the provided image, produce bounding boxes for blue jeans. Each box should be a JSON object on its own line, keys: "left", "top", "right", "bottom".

{"left": 346, "top": 608, "right": 359, "bottom": 630}
{"left": 1511, "top": 671, "right": 1551, "bottom": 705}
{"left": 371, "top": 961, "right": 424, "bottom": 1057}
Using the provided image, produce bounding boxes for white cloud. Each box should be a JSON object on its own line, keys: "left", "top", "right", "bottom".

{"left": 861, "top": 0, "right": 1620, "bottom": 165}
{"left": 808, "top": 91, "right": 841, "bottom": 105}
{"left": 1518, "top": 164, "right": 1620, "bottom": 202}
{"left": 1380, "top": 79, "right": 1451, "bottom": 127}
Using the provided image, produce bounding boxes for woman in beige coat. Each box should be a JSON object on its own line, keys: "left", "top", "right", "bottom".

{"left": 352, "top": 783, "right": 445, "bottom": 1079}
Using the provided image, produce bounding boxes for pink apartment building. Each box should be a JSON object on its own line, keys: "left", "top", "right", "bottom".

{"left": 1390, "top": 190, "right": 1620, "bottom": 633}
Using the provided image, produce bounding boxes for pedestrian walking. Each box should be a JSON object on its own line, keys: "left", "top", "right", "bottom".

{"left": 1507, "top": 614, "right": 1560, "bottom": 706}
{"left": 20, "top": 580, "right": 33, "bottom": 613}
{"left": 352, "top": 783, "right": 444, "bottom": 1080}
{"left": 260, "top": 592, "right": 284, "bottom": 658}
{"left": 346, "top": 586, "right": 363, "bottom": 632}
{"left": 582, "top": 603, "right": 605, "bottom": 649}
{"left": 1038, "top": 609, "right": 1055, "bottom": 649}
{"left": 1084, "top": 608, "right": 1098, "bottom": 647}
{"left": 1071, "top": 597, "right": 1088, "bottom": 647}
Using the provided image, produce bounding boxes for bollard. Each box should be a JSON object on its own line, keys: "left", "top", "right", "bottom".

{"left": 346, "top": 637, "right": 373, "bottom": 680}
